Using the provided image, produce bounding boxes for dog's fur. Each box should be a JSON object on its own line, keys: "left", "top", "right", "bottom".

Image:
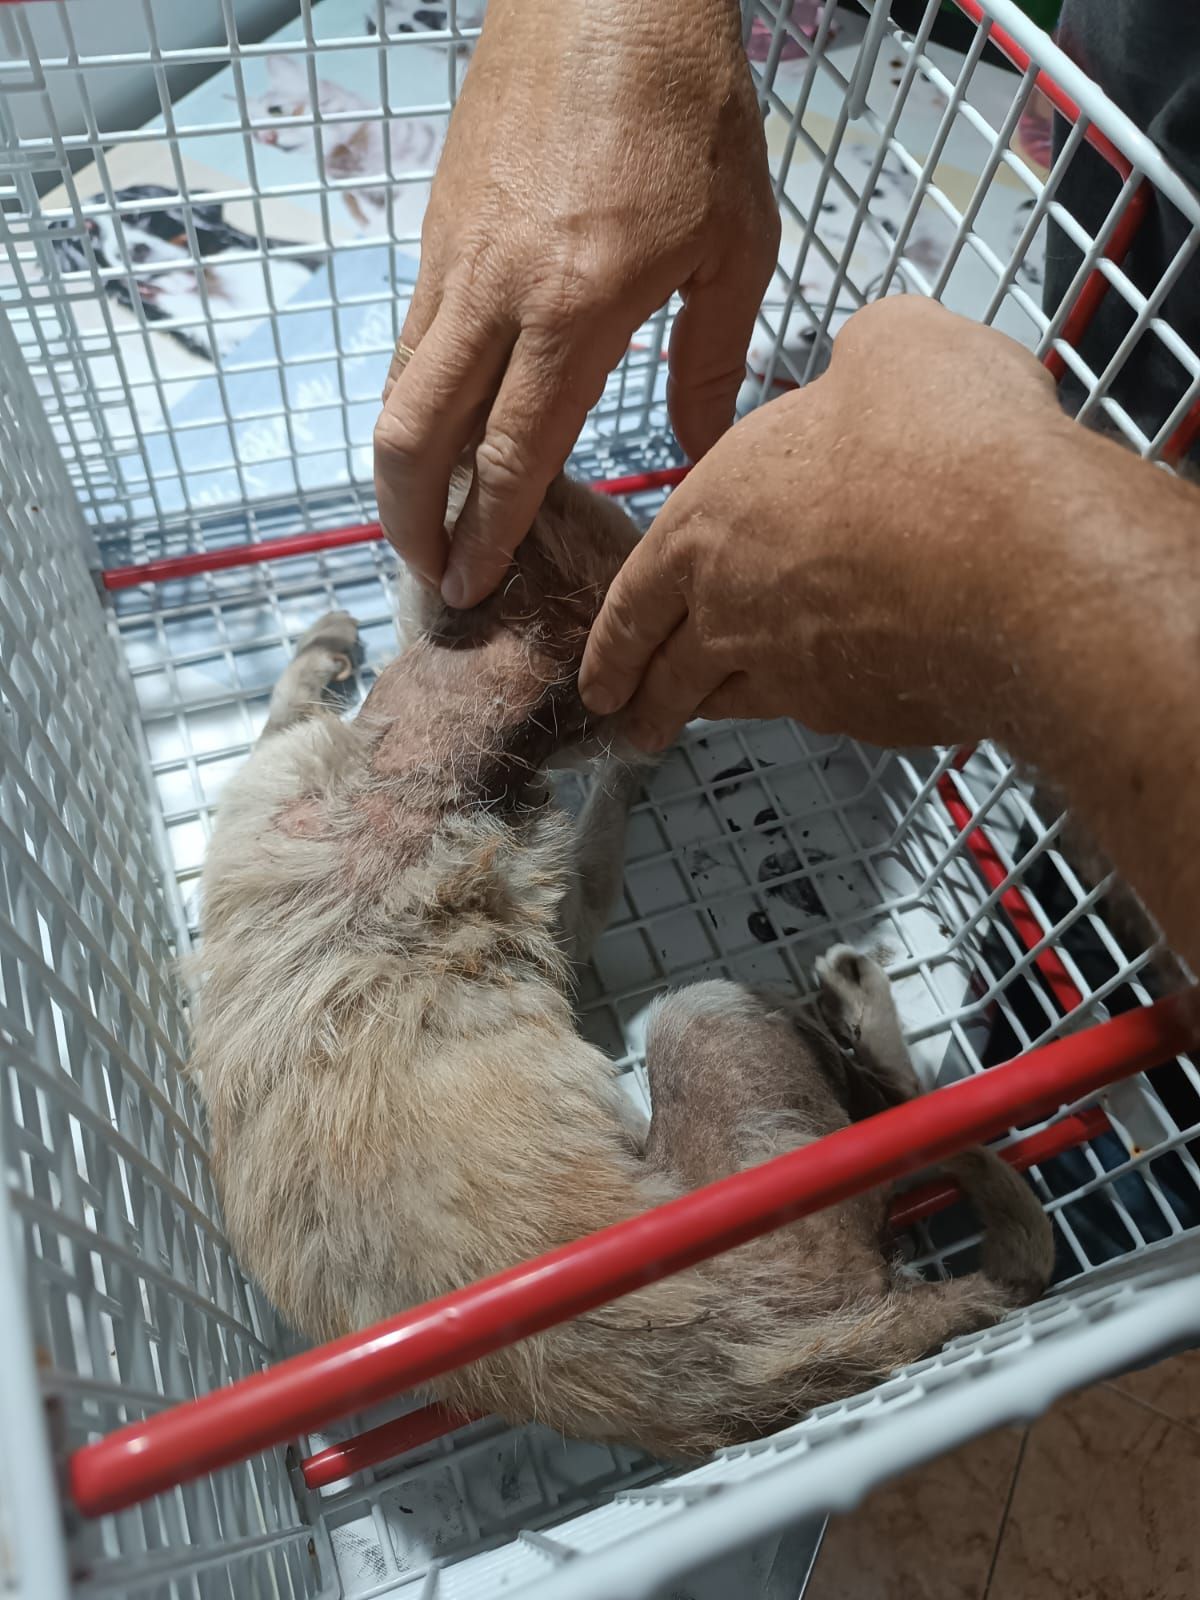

{"left": 191, "top": 473, "right": 1053, "bottom": 1460}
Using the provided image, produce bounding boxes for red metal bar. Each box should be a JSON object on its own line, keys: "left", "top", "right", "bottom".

{"left": 102, "top": 522, "right": 384, "bottom": 590}
{"left": 1041, "top": 181, "right": 1153, "bottom": 384}
{"left": 302, "top": 1405, "right": 477, "bottom": 1490}
{"left": 99, "top": 467, "right": 691, "bottom": 591}
{"left": 949, "top": 1, "right": 1153, "bottom": 387}
{"left": 593, "top": 465, "right": 690, "bottom": 498}
{"left": 1162, "top": 392, "right": 1200, "bottom": 468}
{"left": 950, "top": 0, "right": 1131, "bottom": 177}
{"left": 68, "top": 991, "right": 1197, "bottom": 1518}
{"left": 936, "top": 771, "right": 1082, "bottom": 1013}
{"left": 299, "top": 1101, "right": 1112, "bottom": 1489}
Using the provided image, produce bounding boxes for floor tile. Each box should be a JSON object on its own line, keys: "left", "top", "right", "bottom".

{"left": 1109, "top": 1351, "right": 1200, "bottom": 1432}
{"left": 987, "top": 1383, "right": 1199, "bottom": 1600}
{"left": 803, "top": 1425, "right": 1023, "bottom": 1600}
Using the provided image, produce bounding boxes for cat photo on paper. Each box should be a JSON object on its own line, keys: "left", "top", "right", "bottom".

{"left": 248, "top": 55, "right": 447, "bottom": 231}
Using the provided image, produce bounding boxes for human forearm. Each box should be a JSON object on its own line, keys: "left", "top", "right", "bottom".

{"left": 985, "top": 425, "right": 1200, "bottom": 972}
{"left": 581, "top": 299, "right": 1200, "bottom": 970}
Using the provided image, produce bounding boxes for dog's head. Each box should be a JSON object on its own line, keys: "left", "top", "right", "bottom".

{"left": 378, "top": 344, "right": 647, "bottom": 786}
{"left": 467, "top": 474, "right": 639, "bottom": 656}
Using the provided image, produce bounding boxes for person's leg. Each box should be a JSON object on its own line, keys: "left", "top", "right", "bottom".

{"left": 1047, "top": 0, "right": 1200, "bottom": 462}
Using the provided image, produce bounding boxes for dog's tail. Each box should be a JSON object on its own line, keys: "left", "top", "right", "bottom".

{"left": 937, "top": 1146, "right": 1056, "bottom": 1301}
{"left": 757, "top": 1150, "right": 1055, "bottom": 1423}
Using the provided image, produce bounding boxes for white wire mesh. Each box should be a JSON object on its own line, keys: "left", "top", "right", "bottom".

{"left": 0, "top": 306, "right": 323, "bottom": 1594}
{"left": 1, "top": 1, "right": 1199, "bottom": 1597}
{"left": 744, "top": 0, "right": 1200, "bottom": 463}
{"left": 0, "top": 0, "right": 676, "bottom": 563}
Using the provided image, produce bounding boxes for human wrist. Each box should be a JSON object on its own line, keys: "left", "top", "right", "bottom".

{"left": 996, "top": 427, "right": 1200, "bottom": 963}
{"left": 877, "top": 408, "right": 1075, "bottom": 740}
{"left": 982, "top": 423, "right": 1200, "bottom": 774}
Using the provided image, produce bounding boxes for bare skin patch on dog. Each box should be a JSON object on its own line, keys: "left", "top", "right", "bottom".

{"left": 276, "top": 796, "right": 331, "bottom": 840}
{"left": 360, "top": 631, "right": 577, "bottom": 816}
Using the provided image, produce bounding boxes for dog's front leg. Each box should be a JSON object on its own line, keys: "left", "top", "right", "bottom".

{"left": 261, "top": 611, "right": 360, "bottom": 739}
{"left": 559, "top": 760, "right": 643, "bottom": 970}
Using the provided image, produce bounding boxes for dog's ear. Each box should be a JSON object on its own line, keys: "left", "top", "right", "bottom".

{"left": 189, "top": 195, "right": 229, "bottom": 244}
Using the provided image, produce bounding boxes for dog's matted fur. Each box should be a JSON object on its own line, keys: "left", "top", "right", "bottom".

{"left": 191, "top": 472, "right": 1053, "bottom": 1460}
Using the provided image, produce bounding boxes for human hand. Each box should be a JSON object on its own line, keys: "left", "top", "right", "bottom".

{"left": 373, "top": 0, "right": 778, "bottom": 608}
{"left": 579, "top": 297, "right": 1066, "bottom": 750}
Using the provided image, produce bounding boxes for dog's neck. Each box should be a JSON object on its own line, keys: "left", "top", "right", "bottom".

{"left": 359, "top": 626, "right": 587, "bottom": 818}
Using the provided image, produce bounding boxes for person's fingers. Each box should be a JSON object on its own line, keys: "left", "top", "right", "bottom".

{"left": 667, "top": 229, "right": 778, "bottom": 462}
{"left": 695, "top": 673, "right": 748, "bottom": 723}
{"left": 381, "top": 261, "right": 444, "bottom": 404}
{"left": 400, "top": 257, "right": 443, "bottom": 349}
{"left": 439, "top": 329, "right": 615, "bottom": 608}
{"left": 579, "top": 537, "right": 689, "bottom": 716}
{"left": 373, "top": 312, "right": 511, "bottom": 586}
{"left": 622, "top": 623, "right": 725, "bottom": 752}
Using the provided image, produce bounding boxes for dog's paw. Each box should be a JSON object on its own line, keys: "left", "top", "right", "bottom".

{"left": 294, "top": 610, "right": 361, "bottom": 683}
{"left": 815, "top": 944, "right": 894, "bottom": 1048}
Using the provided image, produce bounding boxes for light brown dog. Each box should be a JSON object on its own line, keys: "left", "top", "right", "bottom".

{"left": 190, "top": 471, "right": 1053, "bottom": 1460}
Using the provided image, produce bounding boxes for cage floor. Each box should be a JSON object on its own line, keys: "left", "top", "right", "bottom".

{"left": 104, "top": 499, "right": 1200, "bottom": 1596}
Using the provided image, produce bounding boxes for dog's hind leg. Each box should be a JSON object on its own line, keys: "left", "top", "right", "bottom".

{"left": 559, "top": 761, "right": 643, "bottom": 969}
{"left": 815, "top": 944, "right": 921, "bottom": 1108}
{"left": 817, "top": 945, "right": 1055, "bottom": 1297}
{"left": 262, "top": 611, "right": 360, "bottom": 738}
{"left": 643, "top": 981, "right": 848, "bottom": 1190}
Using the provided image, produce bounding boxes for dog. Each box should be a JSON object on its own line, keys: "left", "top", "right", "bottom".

{"left": 190, "top": 447, "right": 1054, "bottom": 1460}
{"left": 48, "top": 186, "right": 319, "bottom": 362}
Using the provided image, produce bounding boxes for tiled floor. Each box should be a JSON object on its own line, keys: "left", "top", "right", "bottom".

{"left": 803, "top": 1352, "right": 1200, "bottom": 1600}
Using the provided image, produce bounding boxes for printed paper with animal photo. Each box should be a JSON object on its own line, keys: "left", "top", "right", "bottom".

{"left": 747, "top": 16, "right": 1051, "bottom": 400}
{"left": 32, "top": 0, "right": 480, "bottom": 433}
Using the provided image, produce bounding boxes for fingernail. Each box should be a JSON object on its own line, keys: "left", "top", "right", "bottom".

{"left": 441, "top": 569, "right": 467, "bottom": 609}
{"left": 580, "top": 681, "right": 617, "bottom": 715}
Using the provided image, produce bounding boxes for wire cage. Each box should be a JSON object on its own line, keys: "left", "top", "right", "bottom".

{"left": 1, "top": 1, "right": 1199, "bottom": 1596}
